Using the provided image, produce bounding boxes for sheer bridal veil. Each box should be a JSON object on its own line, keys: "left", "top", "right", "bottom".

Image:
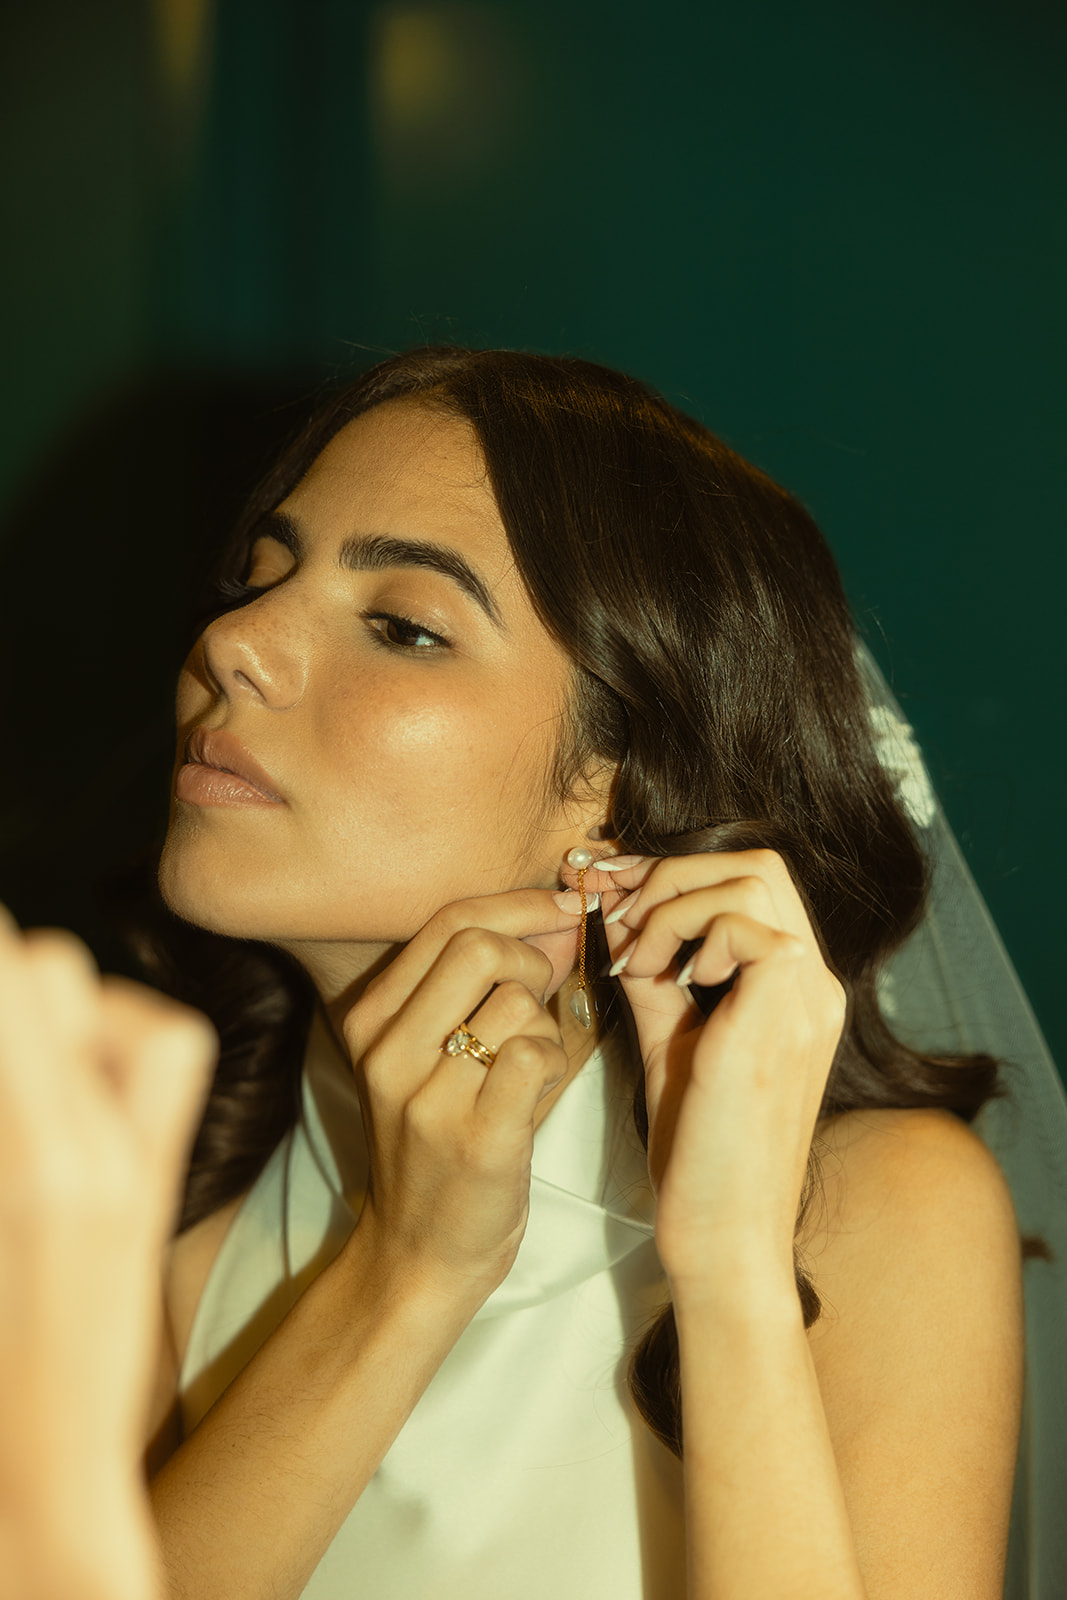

{"left": 858, "top": 642, "right": 1066, "bottom": 1600}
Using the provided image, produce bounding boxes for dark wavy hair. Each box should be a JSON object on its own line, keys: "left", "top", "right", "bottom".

{"left": 118, "top": 346, "right": 1046, "bottom": 1461}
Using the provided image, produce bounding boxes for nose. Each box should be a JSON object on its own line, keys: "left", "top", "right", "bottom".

{"left": 197, "top": 593, "right": 309, "bottom": 710}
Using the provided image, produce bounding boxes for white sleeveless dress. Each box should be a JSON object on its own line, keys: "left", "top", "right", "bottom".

{"left": 178, "top": 1012, "right": 688, "bottom": 1598}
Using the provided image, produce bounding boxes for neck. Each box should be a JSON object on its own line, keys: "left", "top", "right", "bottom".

{"left": 307, "top": 962, "right": 602, "bottom": 1133}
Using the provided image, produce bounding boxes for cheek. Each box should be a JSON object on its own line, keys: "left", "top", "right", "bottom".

{"left": 327, "top": 668, "right": 540, "bottom": 781}
{"left": 320, "top": 677, "right": 560, "bottom": 857}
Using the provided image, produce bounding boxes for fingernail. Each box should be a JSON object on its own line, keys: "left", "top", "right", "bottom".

{"left": 552, "top": 889, "right": 600, "bottom": 913}
{"left": 608, "top": 948, "right": 632, "bottom": 977}
{"left": 591, "top": 854, "right": 645, "bottom": 872}
{"left": 604, "top": 888, "right": 640, "bottom": 926}
{"left": 675, "top": 957, "right": 696, "bottom": 988}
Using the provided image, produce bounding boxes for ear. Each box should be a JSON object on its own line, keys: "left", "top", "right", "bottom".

{"left": 561, "top": 761, "right": 620, "bottom": 856}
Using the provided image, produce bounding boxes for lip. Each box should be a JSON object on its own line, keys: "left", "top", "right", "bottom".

{"left": 180, "top": 727, "right": 285, "bottom": 803}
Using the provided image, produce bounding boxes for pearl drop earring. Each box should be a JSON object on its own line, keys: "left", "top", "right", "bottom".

{"left": 565, "top": 845, "right": 595, "bottom": 1028}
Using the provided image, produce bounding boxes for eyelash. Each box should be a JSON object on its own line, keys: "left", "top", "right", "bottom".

{"left": 204, "top": 580, "right": 449, "bottom": 654}
{"left": 365, "top": 611, "right": 450, "bottom": 653}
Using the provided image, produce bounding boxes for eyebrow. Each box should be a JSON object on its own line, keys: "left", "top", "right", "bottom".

{"left": 252, "top": 509, "right": 504, "bottom": 629}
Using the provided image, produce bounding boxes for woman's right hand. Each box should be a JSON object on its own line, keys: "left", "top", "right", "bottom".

{"left": 339, "top": 887, "right": 585, "bottom": 1310}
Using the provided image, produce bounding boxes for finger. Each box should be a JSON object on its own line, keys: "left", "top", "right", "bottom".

{"left": 352, "top": 926, "right": 556, "bottom": 1097}
{"left": 558, "top": 855, "right": 655, "bottom": 902}
{"left": 365, "top": 887, "right": 585, "bottom": 1017}
{"left": 668, "top": 912, "right": 805, "bottom": 989}
{"left": 600, "top": 850, "right": 811, "bottom": 942}
{"left": 413, "top": 929, "right": 552, "bottom": 1040}
{"left": 465, "top": 978, "right": 562, "bottom": 1057}
{"left": 413, "top": 979, "right": 564, "bottom": 1124}
{"left": 615, "top": 910, "right": 806, "bottom": 1070}
{"left": 473, "top": 1033, "right": 569, "bottom": 1133}
{"left": 538, "top": 860, "right": 654, "bottom": 993}
{"left": 581, "top": 854, "right": 649, "bottom": 875}
{"left": 610, "top": 877, "right": 792, "bottom": 981}
{"left": 522, "top": 887, "right": 600, "bottom": 999}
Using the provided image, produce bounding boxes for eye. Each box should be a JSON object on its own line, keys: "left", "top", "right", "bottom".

{"left": 366, "top": 612, "right": 450, "bottom": 652}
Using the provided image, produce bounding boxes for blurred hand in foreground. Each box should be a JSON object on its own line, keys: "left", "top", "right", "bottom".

{"left": 0, "top": 904, "right": 215, "bottom": 1600}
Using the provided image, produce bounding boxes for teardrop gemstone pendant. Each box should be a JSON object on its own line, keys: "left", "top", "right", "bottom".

{"left": 569, "top": 986, "right": 593, "bottom": 1028}
{"left": 566, "top": 853, "right": 594, "bottom": 1029}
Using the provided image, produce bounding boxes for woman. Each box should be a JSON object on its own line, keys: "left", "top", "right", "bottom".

{"left": 137, "top": 347, "right": 1026, "bottom": 1599}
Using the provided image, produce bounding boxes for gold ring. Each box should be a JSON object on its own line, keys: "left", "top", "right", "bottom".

{"left": 441, "top": 1023, "right": 497, "bottom": 1068}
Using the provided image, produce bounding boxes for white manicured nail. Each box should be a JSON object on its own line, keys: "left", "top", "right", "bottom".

{"left": 591, "top": 854, "right": 645, "bottom": 872}
{"left": 604, "top": 888, "right": 640, "bottom": 925}
{"left": 608, "top": 948, "right": 632, "bottom": 977}
{"left": 552, "top": 889, "right": 600, "bottom": 914}
{"left": 675, "top": 957, "right": 696, "bottom": 988}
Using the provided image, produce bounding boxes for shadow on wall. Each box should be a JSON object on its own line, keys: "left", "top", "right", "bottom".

{"left": 0, "top": 369, "right": 320, "bottom": 977}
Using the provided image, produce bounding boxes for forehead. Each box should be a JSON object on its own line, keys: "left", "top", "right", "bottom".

{"left": 286, "top": 399, "right": 511, "bottom": 573}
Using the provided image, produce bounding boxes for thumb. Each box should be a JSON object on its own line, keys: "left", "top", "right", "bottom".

{"left": 522, "top": 888, "right": 601, "bottom": 1000}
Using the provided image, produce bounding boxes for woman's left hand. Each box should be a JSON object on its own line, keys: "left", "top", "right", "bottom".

{"left": 582, "top": 851, "right": 847, "bottom": 1299}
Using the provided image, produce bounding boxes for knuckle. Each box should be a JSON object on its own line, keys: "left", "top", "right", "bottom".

{"left": 162, "top": 996, "right": 214, "bottom": 1037}
{"left": 492, "top": 980, "right": 542, "bottom": 1029}
{"left": 359, "top": 1038, "right": 393, "bottom": 1092}
{"left": 403, "top": 1091, "right": 435, "bottom": 1140}
{"left": 735, "top": 873, "right": 770, "bottom": 906}
{"left": 151, "top": 1011, "right": 218, "bottom": 1065}
{"left": 448, "top": 925, "right": 503, "bottom": 971}
{"left": 112, "top": 979, "right": 213, "bottom": 1039}
{"left": 426, "top": 904, "right": 458, "bottom": 942}
{"left": 24, "top": 928, "right": 97, "bottom": 978}
{"left": 644, "top": 857, "right": 672, "bottom": 890}
{"left": 427, "top": 899, "right": 472, "bottom": 941}
{"left": 500, "top": 1036, "right": 546, "bottom": 1075}
{"left": 746, "top": 848, "right": 785, "bottom": 877}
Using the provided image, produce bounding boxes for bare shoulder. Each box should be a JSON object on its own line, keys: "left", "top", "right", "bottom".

{"left": 800, "top": 1104, "right": 1022, "bottom": 1339}
{"left": 803, "top": 1106, "right": 1019, "bottom": 1267}
{"left": 799, "top": 1106, "right": 1024, "bottom": 1597}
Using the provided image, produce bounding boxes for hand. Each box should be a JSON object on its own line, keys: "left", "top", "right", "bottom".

{"left": 0, "top": 903, "right": 215, "bottom": 1598}
{"left": 340, "top": 887, "right": 585, "bottom": 1309}
{"left": 580, "top": 851, "right": 847, "bottom": 1297}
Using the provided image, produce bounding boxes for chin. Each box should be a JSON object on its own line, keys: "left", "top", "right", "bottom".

{"left": 156, "top": 831, "right": 278, "bottom": 941}
{"left": 156, "top": 830, "right": 430, "bottom": 947}
{"left": 157, "top": 852, "right": 250, "bottom": 940}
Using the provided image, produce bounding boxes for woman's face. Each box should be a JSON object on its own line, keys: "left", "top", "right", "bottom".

{"left": 159, "top": 399, "right": 604, "bottom": 981}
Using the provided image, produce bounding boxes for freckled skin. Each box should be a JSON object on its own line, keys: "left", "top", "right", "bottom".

{"left": 159, "top": 400, "right": 606, "bottom": 1006}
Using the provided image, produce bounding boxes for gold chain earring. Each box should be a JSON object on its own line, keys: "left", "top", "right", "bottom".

{"left": 565, "top": 846, "right": 594, "bottom": 1028}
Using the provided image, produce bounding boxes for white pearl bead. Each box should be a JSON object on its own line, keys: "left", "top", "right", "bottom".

{"left": 566, "top": 846, "right": 593, "bottom": 869}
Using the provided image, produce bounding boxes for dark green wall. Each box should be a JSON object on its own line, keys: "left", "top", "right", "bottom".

{"left": 2, "top": 0, "right": 1063, "bottom": 1074}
